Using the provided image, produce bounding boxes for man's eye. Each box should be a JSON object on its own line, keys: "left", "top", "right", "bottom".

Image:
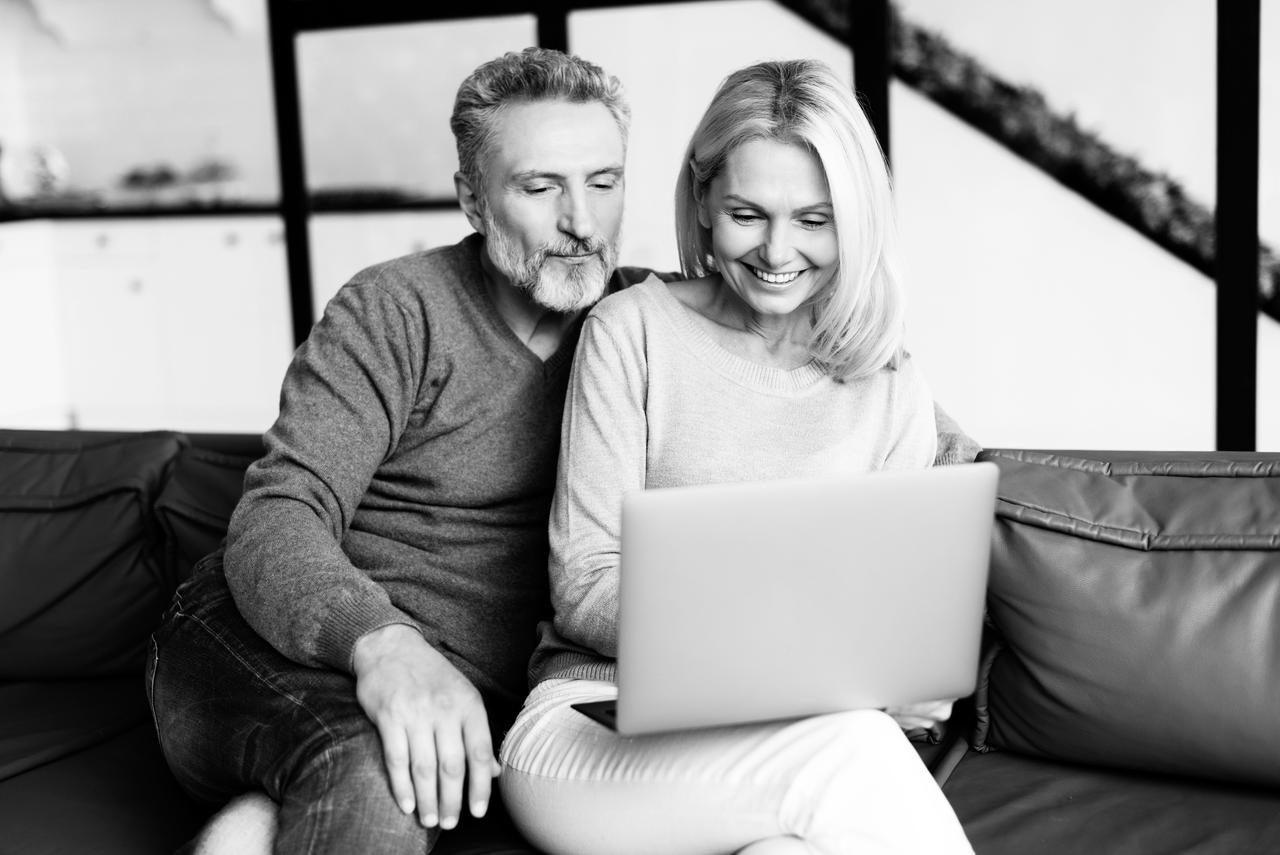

{"left": 524, "top": 186, "right": 554, "bottom": 195}
{"left": 590, "top": 180, "right": 618, "bottom": 191}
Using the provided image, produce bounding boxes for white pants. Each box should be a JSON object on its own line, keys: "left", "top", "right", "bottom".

{"left": 498, "top": 679, "right": 973, "bottom": 855}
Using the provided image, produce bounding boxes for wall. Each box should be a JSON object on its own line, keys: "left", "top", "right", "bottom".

{"left": 0, "top": 222, "right": 68, "bottom": 425}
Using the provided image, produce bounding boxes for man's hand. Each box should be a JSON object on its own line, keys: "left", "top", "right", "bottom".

{"left": 352, "top": 624, "right": 502, "bottom": 830}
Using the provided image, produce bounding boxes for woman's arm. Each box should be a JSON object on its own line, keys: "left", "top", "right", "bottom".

{"left": 547, "top": 312, "right": 648, "bottom": 659}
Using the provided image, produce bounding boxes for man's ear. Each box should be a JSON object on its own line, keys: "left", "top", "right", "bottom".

{"left": 454, "top": 171, "right": 486, "bottom": 234}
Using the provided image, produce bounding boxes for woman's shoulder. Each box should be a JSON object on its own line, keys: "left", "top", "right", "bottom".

{"left": 880, "top": 352, "right": 935, "bottom": 415}
{"left": 663, "top": 276, "right": 719, "bottom": 315}
{"left": 588, "top": 273, "right": 711, "bottom": 326}
{"left": 843, "top": 351, "right": 932, "bottom": 406}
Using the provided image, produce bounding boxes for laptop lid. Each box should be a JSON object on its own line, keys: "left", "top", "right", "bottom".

{"left": 613, "top": 462, "right": 997, "bottom": 735}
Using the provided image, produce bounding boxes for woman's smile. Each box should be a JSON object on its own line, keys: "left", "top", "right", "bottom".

{"left": 742, "top": 262, "right": 807, "bottom": 288}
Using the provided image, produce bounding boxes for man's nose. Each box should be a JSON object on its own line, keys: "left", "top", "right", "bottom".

{"left": 558, "top": 186, "right": 597, "bottom": 241}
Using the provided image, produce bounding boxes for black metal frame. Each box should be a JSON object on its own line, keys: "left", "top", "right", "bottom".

{"left": 1215, "top": 0, "right": 1261, "bottom": 450}
{"left": 264, "top": 0, "right": 1261, "bottom": 451}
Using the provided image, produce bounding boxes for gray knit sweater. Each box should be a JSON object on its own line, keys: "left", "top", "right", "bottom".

{"left": 224, "top": 234, "right": 649, "bottom": 712}
{"left": 529, "top": 277, "right": 940, "bottom": 686}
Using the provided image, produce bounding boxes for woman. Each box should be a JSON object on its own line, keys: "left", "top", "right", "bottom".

{"left": 498, "top": 60, "right": 972, "bottom": 854}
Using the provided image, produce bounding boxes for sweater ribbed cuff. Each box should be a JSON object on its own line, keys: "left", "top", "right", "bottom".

{"left": 533, "top": 651, "right": 618, "bottom": 686}
{"left": 315, "top": 594, "right": 420, "bottom": 674}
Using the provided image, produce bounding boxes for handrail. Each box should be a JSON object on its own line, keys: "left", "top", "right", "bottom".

{"left": 778, "top": 0, "right": 1278, "bottom": 324}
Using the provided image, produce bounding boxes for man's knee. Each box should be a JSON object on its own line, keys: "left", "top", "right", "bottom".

{"left": 278, "top": 726, "right": 437, "bottom": 854}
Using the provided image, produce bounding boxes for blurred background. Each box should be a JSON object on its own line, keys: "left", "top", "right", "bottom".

{"left": 0, "top": 0, "right": 1275, "bottom": 450}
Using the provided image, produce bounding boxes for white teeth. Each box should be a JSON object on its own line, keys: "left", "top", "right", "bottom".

{"left": 748, "top": 266, "right": 801, "bottom": 285}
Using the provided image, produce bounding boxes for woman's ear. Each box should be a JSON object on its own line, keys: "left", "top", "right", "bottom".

{"left": 454, "top": 172, "right": 486, "bottom": 234}
{"left": 691, "top": 164, "right": 712, "bottom": 229}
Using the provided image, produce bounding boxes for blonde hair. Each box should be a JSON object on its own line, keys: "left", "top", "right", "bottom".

{"left": 674, "top": 59, "right": 906, "bottom": 380}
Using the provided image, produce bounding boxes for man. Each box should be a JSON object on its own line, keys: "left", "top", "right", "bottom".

{"left": 148, "top": 47, "right": 649, "bottom": 854}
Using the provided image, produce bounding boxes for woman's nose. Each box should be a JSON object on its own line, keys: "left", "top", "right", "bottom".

{"left": 758, "top": 224, "right": 795, "bottom": 269}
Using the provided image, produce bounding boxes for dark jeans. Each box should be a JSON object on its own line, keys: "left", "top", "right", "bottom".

{"left": 146, "top": 554, "right": 516, "bottom": 855}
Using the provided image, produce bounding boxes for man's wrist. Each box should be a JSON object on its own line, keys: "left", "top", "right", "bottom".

{"left": 352, "top": 623, "right": 423, "bottom": 676}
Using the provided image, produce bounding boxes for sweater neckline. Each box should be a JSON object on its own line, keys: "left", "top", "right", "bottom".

{"left": 638, "top": 276, "right": 829, "bottom": 393}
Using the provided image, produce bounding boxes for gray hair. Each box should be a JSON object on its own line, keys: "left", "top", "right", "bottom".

{"left": 450, "top": 47, "right": 630, "bottom": 193}
{"left": 674, "top": 59, "right": 906, "bottom": 381}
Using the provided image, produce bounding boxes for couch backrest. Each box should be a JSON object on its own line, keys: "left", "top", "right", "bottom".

{"left": 974, "top": 447, "right": 1280, "bottom": 788}
{"left": 155, "top": 435, "right": 263, "bottom": 580}
{"left": 0, "top": 430, "right": 261, "bottom": 680}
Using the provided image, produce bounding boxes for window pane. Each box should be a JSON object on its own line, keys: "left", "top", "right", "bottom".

{"left": 296, "top": 17, "right": 536, "bottom": 202}
{"left": 894, "top": 0, "right": 1216, "bottom": 449}
{"left": 0, "top": 0, "right": 277, "bottom": 209}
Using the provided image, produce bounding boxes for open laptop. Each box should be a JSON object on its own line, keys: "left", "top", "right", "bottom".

{"left": 572, "top": 462, "right": 998, "bottom": 735}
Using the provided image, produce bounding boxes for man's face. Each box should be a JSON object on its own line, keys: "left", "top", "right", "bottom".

{"left": 475, "top": 99, "right": 626, "bottom": 313}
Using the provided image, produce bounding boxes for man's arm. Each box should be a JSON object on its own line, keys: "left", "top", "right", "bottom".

{"left": 225, "top": 279, "right": 422, "bottom": 669}
{"left": 934, "top": 402, "right": 981, "bottom": 466}
{"left": 225, "top": 275, "right": 496, "bottom": 831}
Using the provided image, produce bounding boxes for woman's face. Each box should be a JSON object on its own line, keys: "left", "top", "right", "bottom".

{"left": 698, "top": 138, "right": 838, "bottom": 320}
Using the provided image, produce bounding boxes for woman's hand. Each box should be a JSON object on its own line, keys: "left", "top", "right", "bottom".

{"left": 352, "top": 624, "right": 502, "bottom": 831}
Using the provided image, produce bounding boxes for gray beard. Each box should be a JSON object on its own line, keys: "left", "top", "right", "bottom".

{"left": 483, "top": 214, "right": 618, "bottom": 313}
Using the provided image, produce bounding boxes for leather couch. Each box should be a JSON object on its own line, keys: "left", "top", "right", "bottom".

{"left": 2, "top": 429, "right": 1279, "bottom": 854}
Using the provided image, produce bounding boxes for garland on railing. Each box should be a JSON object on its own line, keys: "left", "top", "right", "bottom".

{"left": 780, "top": 0, "right": 1280, "bottom": 322}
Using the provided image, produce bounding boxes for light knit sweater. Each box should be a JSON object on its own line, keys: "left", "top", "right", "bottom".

{"left": 529, "top": 276, "right": 938, "bottom": 686}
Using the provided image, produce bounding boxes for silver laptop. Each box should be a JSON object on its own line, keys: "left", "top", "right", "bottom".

{"left": 573, "top": 462, "right": 998, "bottom": 735}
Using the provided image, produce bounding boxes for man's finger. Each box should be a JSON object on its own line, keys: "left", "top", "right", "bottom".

{"left": 408, "top": 729, "right": 439, "bottom": 828}
{"left": 462, "top": 714, "right": 497, "bottom": 819}
{"left": 435, "top": 725, "right": 468, "bottom": 830}
{"left": 378, "top": 724, "right": 416, "bottom": 816}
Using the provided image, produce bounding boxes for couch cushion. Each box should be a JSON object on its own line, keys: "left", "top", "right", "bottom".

{"left": 943, "top": 748, "right": 1280, "bottom": 855}
{"left": 0, "top": 720, "right": 209, "bottom": 855}
{"left": 0, "top": 678, "right": 146, "bottom": 781}
{"left": 154, "top": 441, "right": 260, "bottom": 581}
{"left": 975, "top": 449, "right": 1280, "bottom": 787}
{"left": 0, "top": 430, "right": 184, "bottom": 679}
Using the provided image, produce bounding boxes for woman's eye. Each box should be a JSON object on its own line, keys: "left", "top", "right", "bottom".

{"left": 524, "top": 185, "right": 554, "bottom": 196}
{"left": 798, "top": 218, "right": 829, "bottom": 230}
{"left": 729, "top": 211, "right": 763, "bottom": 225}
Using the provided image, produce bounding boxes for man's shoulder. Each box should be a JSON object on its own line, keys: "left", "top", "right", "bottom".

{"left": 339, "top": 235, "right": 482, "bottom": 309}
{"left": 322, "top": 234, "right": 481, "bottom": 323}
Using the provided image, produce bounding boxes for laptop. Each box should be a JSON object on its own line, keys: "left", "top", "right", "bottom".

{"left": 572, "top": 462, "right": 998, "bottom": 735}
